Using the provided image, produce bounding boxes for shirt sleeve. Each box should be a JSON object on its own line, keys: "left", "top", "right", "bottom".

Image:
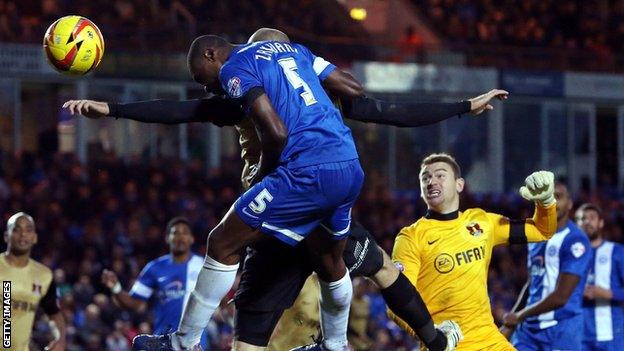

{"left": 391, "top": 227, "right": 421, "bottom": 287}
{"left": 220, "top": 58, "right": 264, "bottom": 104}
{"left": 40, "top": 279, "right": 60, "bottom": 315}
{"left": 129, "top": 263, "right": 156, "bottom": 301}
{"left": 489, "top": 204, "right": 557, "bottom": 247}
{"left": 297, "top": 44, "right": 336, "bottom": 81}
{"left": 559, "top": 233, "right": 591, "bottom": 277}
{"left": 388, "top": 227, "right": 421, "bottom": 336}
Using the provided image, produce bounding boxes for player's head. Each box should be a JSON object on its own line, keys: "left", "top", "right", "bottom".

{"left": 247, "top": 28, "right": 290, "bottom": 43}
{"left": 165, "top": 217, "right": 194, "bottom": 256}
{"left": 554, "top": 181, "right": 573, "bottom": 222}
{"left": 575, "top": 203, "right": 604, "bottom": 240}
{"left": 187, "top": 35, "right": 232, "bottom": 94}
{"left": 4, "top": 212, "right": 37, "bottom": 256}
{"left": 419, "top": 153, "right": 464, "bottom": 213}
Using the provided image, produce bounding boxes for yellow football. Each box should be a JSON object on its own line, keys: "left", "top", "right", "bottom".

{"left": 43, "top": 15, "right": 105, "bottom": 75}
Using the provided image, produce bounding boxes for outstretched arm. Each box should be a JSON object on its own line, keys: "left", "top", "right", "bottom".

{"left": 342, "top": 96, "right": 470, "bottom": 127}
{"left": 341, "top": 89, "right": 508, "bottom": 128}
{"left": 63, "top": 96, "right": 246, "bottom": 126}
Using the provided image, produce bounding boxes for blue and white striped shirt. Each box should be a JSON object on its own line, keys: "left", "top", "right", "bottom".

{"left": 583, "top": 241, "right": 624, "bottom": 342}
{"left": 525, "top": 221, "right": 591, "bottom": 329}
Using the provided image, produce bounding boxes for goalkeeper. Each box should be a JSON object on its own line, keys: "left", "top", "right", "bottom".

{"left": 391, "top": 153, "right": 557, "bottom": 350}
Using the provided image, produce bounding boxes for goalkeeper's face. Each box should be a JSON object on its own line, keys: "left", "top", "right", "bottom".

{"left": 419, "top": 162, "right": 464, "bottom": 213}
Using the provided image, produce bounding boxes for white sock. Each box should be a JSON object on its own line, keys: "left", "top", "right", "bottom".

{"left": 172, "top": 255, "right": 239, "bottom": 349}
{"left": 318, "top": 271, "right": 352, "bottom": 351}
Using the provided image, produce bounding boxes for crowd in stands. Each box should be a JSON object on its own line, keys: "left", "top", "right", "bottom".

{"left": 1, "top": 148, "right": 623, "bottom": 350}
{"left": 413, "top": 0, "right": 624, "bottom": 69}
{"left": 0, "top": 0, "right": 367, "bottom": 64}
{"left": 5, "top": 0, "right": 624, "bottom": 69}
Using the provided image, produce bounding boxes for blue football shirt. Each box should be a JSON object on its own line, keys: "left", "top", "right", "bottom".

{"left": 524, "top": 220, "right": 591, "bottom": 329}
{"left": 583, "top": 241, "right": 624, "bottom": 342}
{"left": 219, "top": 41, "right": 358, "bottom": 169}
{"left": 129, "top": 254, "right": 204, "bottom": 333}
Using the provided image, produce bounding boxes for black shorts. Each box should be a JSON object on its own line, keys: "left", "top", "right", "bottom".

{"left": 234, "top": 221, "right": 383, "bottom": 312}
{"left": 234, "top": 221, "right": 384, "bottom": 345}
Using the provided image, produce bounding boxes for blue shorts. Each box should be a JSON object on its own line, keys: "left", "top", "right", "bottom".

{"left": 583, "top": 338, "right": 624, "bottom": 351}
{"left": 235, "top": 159, "right": 364, "bottom": 246}
{"left": 512, "top": 315, "right": 583, "bottom": 351}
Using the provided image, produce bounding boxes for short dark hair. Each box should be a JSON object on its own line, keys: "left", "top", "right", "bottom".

{"left": 187, "top": 35, "right": 229, "bottom": 63}
{"left": 165, "top": 217, "right": 191, "bottom": 236}
{"left": 576, "top": 203, "right": 603, "bottom": 219}
{"left": 420, "top": 153, "right": 461, "bottom": 178}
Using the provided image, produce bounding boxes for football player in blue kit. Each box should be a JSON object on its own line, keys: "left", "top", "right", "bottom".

{"left": 576, "top": 203, "right": 624, "bottom": 351}
{"left": 101, "top": 217, "right": 209, "bottom": 347}
{"left": 503, "top": 182, "right": 591, "bottom": 351}
{"left": 135, "top": 35, "right": 367, "bottom": 351}
{"left": 65, "top": 29, "right": 506, "bottom": 351}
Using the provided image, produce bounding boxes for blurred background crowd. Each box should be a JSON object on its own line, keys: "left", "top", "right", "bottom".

{"left": 3, "top": 0, "right": 624, "bottom": 69}
{"left": 2, "top": 0, "right": 624, "bottom": 350}
{"left": 2, "top": 148, "right": 623, "bottom": 350}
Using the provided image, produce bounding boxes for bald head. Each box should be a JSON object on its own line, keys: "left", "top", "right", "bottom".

{"left": 248, "top": 28, "right": 290, "bottom": 43}
{"left": 5, "top": 212, "right": 37, "bottom": 256}
{"left": 7, "top": 212, "right": 34, "bottom": 234}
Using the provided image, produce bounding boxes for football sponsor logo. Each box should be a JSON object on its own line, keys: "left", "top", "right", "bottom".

{"left": 434, "top": 246, "right": 486, "bottom": 274}
{"left": 434, "top": 253, "right": 455, "bottom": 274}
{"left": 530, "top": 256, "right": 546, "bottom": 276}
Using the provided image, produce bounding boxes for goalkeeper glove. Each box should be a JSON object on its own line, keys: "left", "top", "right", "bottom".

{"left": 519, "top": 171, "right": 555, "bottom": 207}
{"left": 434, "top": 320, "right": 463, "bottom": 351}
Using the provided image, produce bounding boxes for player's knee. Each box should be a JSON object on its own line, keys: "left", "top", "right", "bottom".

{"left": 207, "top": 229, "right": 240, "bottom": 264}
{"left": 370, "top": 250, "right": 400, "bottom": 289}
{"left": 316, "top": 259, "right": 347, "bottom": 282}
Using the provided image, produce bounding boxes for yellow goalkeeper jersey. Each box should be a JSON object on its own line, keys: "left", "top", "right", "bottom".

{"left": 391, "top": 204, "right": 556, "bottom": 351}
